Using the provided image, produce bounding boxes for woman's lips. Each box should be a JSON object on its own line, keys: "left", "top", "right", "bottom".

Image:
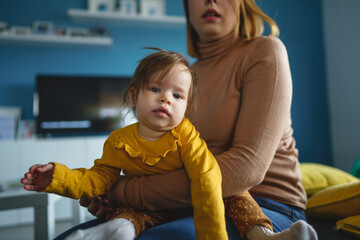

{"left": 202, "top": 9, "right": 221, "bottom": 21}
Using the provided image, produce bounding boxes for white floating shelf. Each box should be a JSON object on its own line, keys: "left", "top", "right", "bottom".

{"left": 68, "top": 9, "right": 186, "bottom": 28}
{"left": 0, "top": 33, "right": 113, "bottom": 46}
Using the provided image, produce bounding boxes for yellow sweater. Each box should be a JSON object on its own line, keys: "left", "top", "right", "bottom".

{"left": 44, "top": 118, "right": 227, "bottom": 240}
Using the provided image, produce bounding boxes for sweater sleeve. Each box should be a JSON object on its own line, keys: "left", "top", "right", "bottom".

{"left": 43, "top": 133, "right": 122, "bottom": 199}
{"left": 113, "top": 37, "right": 292, "bottom": 210}
{"left": 217, "top": 37, "right": 293, "bottom": 197}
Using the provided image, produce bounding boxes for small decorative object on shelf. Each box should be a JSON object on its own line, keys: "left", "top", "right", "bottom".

{"left": 0, "top": 21, "right": 113, "bottom": 46}
{"left": 10, "top": 26, "right": 31, "bottom": 35}
{"left": 69, "top": 27, "right": 91, "bottom": 37}
{"left": 140, "top": 0, "right": 165, "bottom": 17}
{"left": 88, "top": 0, "right": 115, "bottom": 12}
{"left": 54, "top": 26, "right": 68, "bottom": 36}
{"left": 0, "top": 22, "right": 8, "bottom": 33}
{"left": 67, "top": 8, "right": 186, "bottom": 28}
{"left": 120, "top": 0, "right": 137, "bottom": 16}
{"left": 33, "top": 21, "right": 54, "bottom": 35}
{"left": 89, "top": 27, "right": 109, "bottom": 37}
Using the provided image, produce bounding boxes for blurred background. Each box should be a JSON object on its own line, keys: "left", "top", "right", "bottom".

{"left": 1, "top": 0, "right": 359, "bottom": 170}
{"left": 0, "top": 0, "right": 359, "bottom": 233}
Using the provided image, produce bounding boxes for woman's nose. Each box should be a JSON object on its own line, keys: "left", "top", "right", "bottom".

{"left": 206, "top": 0, "right": 218, "bottom": 4}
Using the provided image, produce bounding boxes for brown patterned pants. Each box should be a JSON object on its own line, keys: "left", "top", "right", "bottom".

{"left": 111, "top": 191, "right": 272, "bottom": 237}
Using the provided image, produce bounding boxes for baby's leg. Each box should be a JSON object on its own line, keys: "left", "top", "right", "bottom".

{"left": 65, "top": 218, "right": 135, "bottom": 240}
{"left": 224, "top": 192, "right": 317, "bottom": 240}
{"left": 224, "top": 192, "right": 273, "bottom": 236}
{"left": 66, "top": 206, "right": 193, "bottom": 240}
{"left": 111, "top": 206, "right": 193, "bottom": 236}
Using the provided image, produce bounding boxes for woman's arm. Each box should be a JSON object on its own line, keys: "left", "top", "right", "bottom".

{"left": 78, "top": 170, "right": 192, "bottom": 218}
{"left": 109, "top": 169, "right": 192, "bottom": 211}
{"left": 216, "top": 37, "right": 293, "bottom": 197}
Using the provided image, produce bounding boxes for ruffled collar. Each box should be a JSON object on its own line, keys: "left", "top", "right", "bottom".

{"left": 197, "top": 30, "right": 240, "bottom": 60}
{"left": 113, "top": 123, "right": 182, "bottom": 166}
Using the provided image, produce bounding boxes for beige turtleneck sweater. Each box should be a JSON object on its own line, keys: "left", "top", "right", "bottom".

{"left": 114, "top": 34, "right": 307, "bottom": 210}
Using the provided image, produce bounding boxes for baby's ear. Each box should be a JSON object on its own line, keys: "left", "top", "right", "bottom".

{"left": 128, "top": 88, "right": 136, "bottom": 107}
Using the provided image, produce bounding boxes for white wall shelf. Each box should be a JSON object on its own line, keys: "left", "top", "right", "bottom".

{"left": 0, "top": 32, "right": 113, "bottom": 47}
{"left": 68, "top": 9, "right": 186, "bottom": 28}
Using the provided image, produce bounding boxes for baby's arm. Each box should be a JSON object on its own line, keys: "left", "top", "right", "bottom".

{"left": 43, "top": 161, "right": 120, "bottom": 199}
{"left": 21, "top": 163, "right": 55, "bottom": 191}
{"left": 180, "top": 119, "right": 228, "bottom": 240}
{"left": 21, "top": 132, "right": 123, "bottom": 200}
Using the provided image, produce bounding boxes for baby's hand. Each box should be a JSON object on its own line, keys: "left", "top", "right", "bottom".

{"left": 20, "top": 163, "right": 55, "bottom": 191}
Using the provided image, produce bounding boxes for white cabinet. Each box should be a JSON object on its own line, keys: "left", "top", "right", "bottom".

{"left": 0, "top": 136, "right": 106, "bottom": 227}
{"left": 0, "top": 141, "right": 19, "bottom": 184}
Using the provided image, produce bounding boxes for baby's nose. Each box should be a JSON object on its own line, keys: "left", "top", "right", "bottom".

{"left": 160, "top": 94, "right": 171, "bottom": 104}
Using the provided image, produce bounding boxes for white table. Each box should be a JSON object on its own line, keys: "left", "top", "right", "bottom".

{"left": 0, "top": 189, "right": 85, "bottom": 240}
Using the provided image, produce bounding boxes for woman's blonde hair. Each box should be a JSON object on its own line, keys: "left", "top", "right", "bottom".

{"left": 123, "top": 48, "right": 197, "bottom": 111}
{"left": 183, "top": 0, "right": 279, "bottom": 58}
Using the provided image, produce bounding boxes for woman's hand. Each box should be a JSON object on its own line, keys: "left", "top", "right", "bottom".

{"left": 79, "top": 195, "right": 116, "bottom": 220}
{"left": 21, "top": 163, "right": 55, "bottom": 191}
{"left": 79, "top": 177, "right": 127, "bottom": 220}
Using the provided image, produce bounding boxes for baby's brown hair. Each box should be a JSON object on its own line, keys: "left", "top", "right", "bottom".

{"left": 123, "top": 48, "right": 197, "bottom": 112}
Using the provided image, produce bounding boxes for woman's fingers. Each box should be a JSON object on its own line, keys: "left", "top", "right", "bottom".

{"left": 80, "top": 195, "right": 116, "bottom": 220}
{"left": 106, "top": 207, "right": 115, "bottom": 221}
{"left": 79, "top": 197, "right": 91, "bottom": 208}
{"left": 95, "top": 199, "right": 110, "bottom": 219}
{"left": 79, "top": 195, "right": 118, "bottom": 220}
{"left": 86, "top": 196, "right": 103, "bottom": 217}
{"left": 84, "top": 196, "right": 111, "bottom": 219}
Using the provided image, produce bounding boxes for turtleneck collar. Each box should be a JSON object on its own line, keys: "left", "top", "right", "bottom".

{"left": 197, "top": 30, "right": 240, "bottom": 60}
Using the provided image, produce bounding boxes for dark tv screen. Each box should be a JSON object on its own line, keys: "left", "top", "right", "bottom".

{"left": 35, "top": 75, "right": 131, "bottom": 137}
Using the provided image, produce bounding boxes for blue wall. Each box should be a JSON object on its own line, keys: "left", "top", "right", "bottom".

{"left": 0, "top": 0, "right": 186, "bottom": 119}
{"left": 258, "top": 0, "right": 332, "bottom": 165}
{"left": 0, "top": 0, "right": 332, "bottom": 165}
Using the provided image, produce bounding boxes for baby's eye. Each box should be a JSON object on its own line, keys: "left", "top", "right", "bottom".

{"left": 173, "top": 94, "right": 182, "bottom": 99}
{"left": 149, "top": 87, "right": 160, "bottom": 93}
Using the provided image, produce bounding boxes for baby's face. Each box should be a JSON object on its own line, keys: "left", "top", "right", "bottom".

{"left": 133, "top": 64, "right": 192, "bottom": 139}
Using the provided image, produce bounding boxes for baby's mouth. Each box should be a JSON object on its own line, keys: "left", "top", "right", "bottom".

{"left": 153, "top": 107, "right": 170, "bottom": 117}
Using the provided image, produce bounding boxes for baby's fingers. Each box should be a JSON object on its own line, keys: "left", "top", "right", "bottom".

{"left": 23, "top": 172, "right": 33, "bottom": 179}
{"left": 21, "top": 177, "right": 37, "bottom": 185}
{"left": 35, "top": 163, "right": 55, "bottom": 173}
{"left": 28, "top": 164, "right": 45, "bottom": 174}
{"left": 23, "top": 184, "right": 38, "bottom": 191}
{"left": 21, "top": 177, "right": 39, "bottom": 191}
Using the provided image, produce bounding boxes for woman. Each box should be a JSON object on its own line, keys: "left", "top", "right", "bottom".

{"left": 57, "top": 0, "right": 309, "bottom": 239}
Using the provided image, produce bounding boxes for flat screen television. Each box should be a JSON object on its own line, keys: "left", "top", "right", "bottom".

{"left": 34, "top": 75, "right": 133, "bottom": 137}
